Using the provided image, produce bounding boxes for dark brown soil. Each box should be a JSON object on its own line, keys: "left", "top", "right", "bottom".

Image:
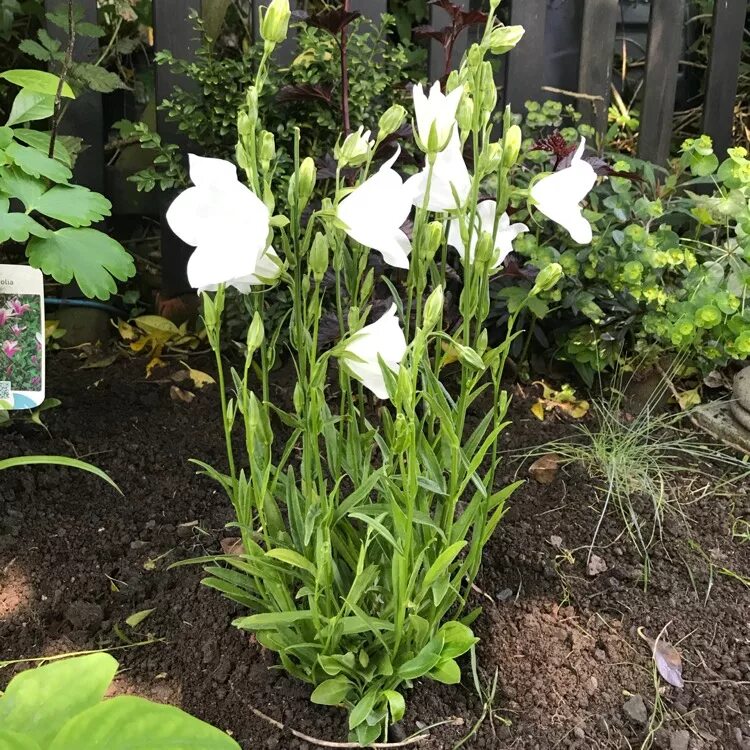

{"left": 1, "top": 354, "right": 749, "bottom": 750}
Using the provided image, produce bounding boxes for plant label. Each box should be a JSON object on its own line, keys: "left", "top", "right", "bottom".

{"left": 0, "top": 264, "right": 45, "bottom": 409}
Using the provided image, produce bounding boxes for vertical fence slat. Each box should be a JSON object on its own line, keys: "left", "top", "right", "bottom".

{"left": 702, "top": 0, "right": 747, "bottom": 158}
{"left": 638, "top": 0, "right": 684, "bottom": 164}
{"left": 153, "top": 0, "right": 200, "bottom": 297}
{"left": 578, "top": 0, "right": 619, "bottom": 135}
{"left": 504, "top": 0, "right": 546, "bottom": 111}
{"left": 45, "top": 0, "right": 104, "bottom": 193}
{"left": 351, "top": 0, "right": 386, "bottom": 19}
{"left": 428, "top": 0, "right": 470, "bottom": 81}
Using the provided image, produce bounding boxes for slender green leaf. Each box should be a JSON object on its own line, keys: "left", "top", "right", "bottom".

{"left": 383, "top": 690, "right": 405, "bottom": 723}
{"left": 265, "top": 548, "right": 317, "bottom": 577}
{"left": 422, "top": 541, "right": 466, "bottom": 589}
{"left": 232, "top": 610, "right": 313, "bottom": 630}
{"left": 348, "top": 689, "right": 378, "bottom": 730}
{"left": 0, "top": 455, "right": 120, "bottom": 492}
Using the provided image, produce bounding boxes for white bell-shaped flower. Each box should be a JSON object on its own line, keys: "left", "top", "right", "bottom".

{"left": 337, "top": 148, "right": 412, "bottom": 269}
{"left": 166, "top": 154, "right": 271, "bottom": 291}
{"left": 413, "top": 81, "right": 464, "bottom": 152}
{"left": 197, "top": 246, "right": 282, "bottom": 294}
{"left": 448, "top": 201, "right": 528, "bottom": 269}
{"left": 341, "top": 304, "right": 407, "bottom": 400}
{"left": 530, "top": 139, "right": 597, "bottom": 244}
{"left": 405, "top": 131, "right": 471, "bottom": 212}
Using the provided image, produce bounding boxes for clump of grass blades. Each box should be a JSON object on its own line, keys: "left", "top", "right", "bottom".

{"left": 529, "top": 376, "right": 748, "bottom": 581}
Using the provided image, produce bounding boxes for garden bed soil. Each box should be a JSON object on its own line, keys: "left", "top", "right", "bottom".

{"left": 1, "top": 354, "right": 749, "bottom": 749}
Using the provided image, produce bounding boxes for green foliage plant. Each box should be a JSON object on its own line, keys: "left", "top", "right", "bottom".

{"left": 0, "top": 653, "right": 239, "bottom": 750}
{"left": 492, "top": 115, "right": 750, "bottom": 384}
{"left": 171, "top": 0, "right": 557, "bottom": 742}
{"left": 0, "top": 68, "right": 135, "bottom": 299}
{"left": 127, "top": 10, "right": 418, "bottom": 195}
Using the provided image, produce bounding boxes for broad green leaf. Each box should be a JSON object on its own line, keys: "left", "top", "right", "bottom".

{"left": 49, "top": 696, "right": 240, "bottom": 750}
{"left": 0, "top": 653, "right": 118, "bottom": 747}
{"left": 397, "top": 635, "right": 444, "bottom": 680}
{"left": 0, "top": 166, "right": 46, "bottom": 209}
{"left": 6, "top": 90, "right": 55, "bottom": 127}
{"left": 429, "top": 657, "right": 461, "bottom": 685}
{"left": 439, "top": 621, "right": 478, "bottom": 660}
{"left": 383, "top": 690, "right": 405, "bottom": 723}
{"left": 0, "top": 455, "right": 120, "bottom": 492}
{"left": 18, "top": 39, "right": 53, "bottom": 62}
{"left": 0, "top": 69, "right": 75, "bottom": 98}
{"left": 74, "top": 63, "right": 128, "bottom": 93}
{"left": 0, "top": 211, "right": 50, "bottom": 243}
{"left": 0, "top": 126, "right": 12, "bottom": 148}
{"left": 422, "top": 541, "right": 466, "bottom": 589}
{"left": 12, "top": 129, "right": 73, "bottom": 167}
{"left": 232, "top": 610, "right": 314, "bottom": 630}
{"left": 0, "top": 729, "right": 42, "bottom": 750}
{"left": 310, "top": 677, "right": 352, "bottom": 706}
{"left": 348, "top": 689, "right": 378, "bottom": 730}
{"left": 265, "top": 548, "right": 317, "bottom": 576}
{"left": 27, "top": 228, "right": 135, "bottom": 301}
{"left": 6, "top": 141, "right": 72, "bottom": 183}
{"left": 32, "top": 184, "right": 111, "bottom": 226}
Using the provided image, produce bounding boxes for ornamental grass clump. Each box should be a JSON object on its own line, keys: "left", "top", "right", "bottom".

{"left": 171, "top": 0, "right": 597, "bottom": 742}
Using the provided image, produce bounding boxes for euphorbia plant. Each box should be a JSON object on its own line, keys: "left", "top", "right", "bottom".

{"left": 172, "top": 0, "right": 594, "bottom": 742}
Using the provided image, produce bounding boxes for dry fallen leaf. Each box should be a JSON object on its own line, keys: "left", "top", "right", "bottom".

{"left": 220, "top": 537, "right": 245, "bottom": 556}
{"left": 640, "top": 627, "right": 684, "bottom": 689}
{"left": 170, "top": 385, "right": 195, "bottom": 403}
{"left": 529, "top": 453, "right": 561, "bottom": 484}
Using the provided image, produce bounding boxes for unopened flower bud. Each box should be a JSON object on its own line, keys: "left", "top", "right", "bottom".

{"left": 455, "top": 342, "right": 485, "bottom": 371}
{"left": 422, "top": 221, "right": 444, "bottom": 263}
{"left": 298, "top": 156, "right": 316, "bottom": 208}
{"left": 456, "top": 95, "right": 474, "bottom": 133}
{"left": 476, "top": 328, "right": 488, "bottom": 355}
{"left": 310, "top": 232, "right": 329, "bottom": 281}
{"left": 532, "top": 262, "right": 564, "bottom": 294}
{"left": 489, "top": 24, "right": 525, "bottom": 55}
{"left": 475, "top": 231, "right": 495, "bottom": 266}
{"left": 479, "top": 142, "right": 503, "bottom": 175}
{"left": 260, "top": 0, "right": 291, "bottom": 44}
{"left": 335, "top": 126, "right": 373, "bottom": 167}
{"left": 259, "top": 130, "right": 276, "bottom": 172}
{"left": 293, "top": 382, "right": 304, "bottom": 415}
{"left": 238, "top": 111, "right": 253, "bottom": 137}
{"left": 378, "top": 104, "right": 407, "bottom": 138}
{"left": 480, "top": 62, "right": 497, "bottom": 115}
{"left": 423, "top": 285, "right": 444, "bottom": 331}
{"left": 502, "top": 124, "right": 522, "bottom": 168}
{"left": 246, "top": 311, "right": 265, "bottom": 352}
{"left": 245, "top": 86, "right": 259, "bottom": 122}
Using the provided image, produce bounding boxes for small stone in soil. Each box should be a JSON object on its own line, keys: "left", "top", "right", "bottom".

{"left": 496, "top": 588, "right": 513, "bottom": 601}
{"left": 65, "top": 600, "right": 103, "bottom": 632}
{"left": 670, "top": 729, "right": 690, "bottom": 750}
{"left": 587, "top": 554, "right": 608, "bottom": 576}
{"left": 622, "top": 695, "right": 648, "bottom": 724}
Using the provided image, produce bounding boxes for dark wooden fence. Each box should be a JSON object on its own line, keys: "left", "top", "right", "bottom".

{"left": 45, "top": 0, "right": 748, "bottom": 298}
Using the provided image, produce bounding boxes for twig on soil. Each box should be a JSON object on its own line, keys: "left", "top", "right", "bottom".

{"left": 248, "top": 705, "right": 432, "bottom": 748}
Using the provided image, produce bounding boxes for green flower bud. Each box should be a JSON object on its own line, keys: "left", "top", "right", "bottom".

{"left": 310, "top": 232, "right": 329, "bottom": 281}
{"left": 479, "top": 142, "right": 503, "bottom": 175}
{"left": 260, "top": 0, "right": 291, "bottom": 44}
{"left": 246, "top": 311, "right": 265, "bottom": 352}
{"left": 293, "top": 382, "right": 304, "bottom": 415}
{"left": 237, "top": 111, "right": 253, "bottom": 137}
{"left": 456, "top": 95, "right": 474, "bottom": 133}
{"left": 502, "top": 124, "right": 522, "bottom": 168}
{"left": 335, "top": 126, "right": 373, "bottom": 167}
{"left": 245, "top": 86, "right": 259, "bottom": 122}
{"left": 298, "top": 156, "right": 316, "bottom": 208}
{"left": 259, "top": 130, "right": 276, "bottom": 172}
{"left": 378, "top": 104, "right": 407, "bottom": 138}
{"left": 455, "top": 342, "right": 485, "bottom": 371}
{"left": 422, "top": 221, "right": 444, "bottom": 263}
{"left": 476, "top": 328, "right": 488, "bottom": 355}
{"left": 532, "top": 262, "right": 564, "bottom": 294}
{"left": 475, "top": 231, "right": 495, "bottom": 266}
{"left": 422, "top": 285, "right": 444, "bottom": 331}
{"left": 489, "top": 24, "right": 525, "bottom": 55}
